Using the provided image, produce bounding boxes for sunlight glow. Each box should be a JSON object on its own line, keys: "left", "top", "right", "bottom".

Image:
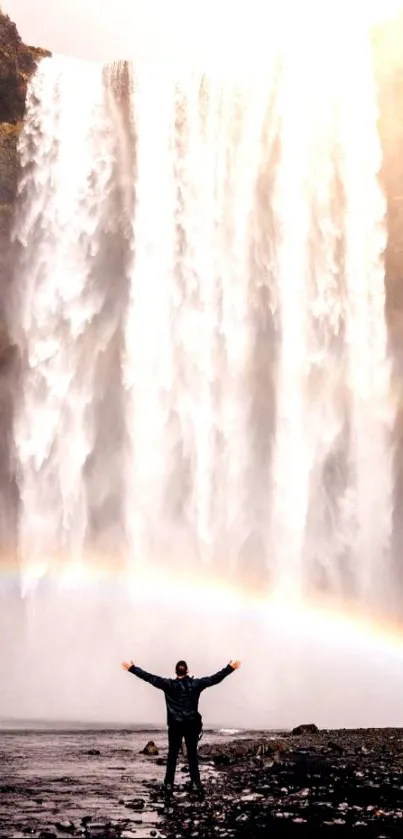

{"left": 3, "top": 0, "right": 403, "bottom": 65}
{"left": 367, "top": 0, "right": 403, "bottom": 22}
{"left": 103, "top": 0, "right": 403, "bottom": 67}
{"left": 6, "top": 555, "right": 403, "bottom": 661}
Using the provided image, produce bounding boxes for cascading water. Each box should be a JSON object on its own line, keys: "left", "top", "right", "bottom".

{"left": 11, "top": 58, "right": 133, "bottom": 585}
{"left": 2, "top": 10, "right": 401, "bottom": 727}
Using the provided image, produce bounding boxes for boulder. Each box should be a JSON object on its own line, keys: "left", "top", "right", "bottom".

{"left": 291, "top": 724, "right": 319, "bottom": 736}
{"left": 140, "top": 740, "right": 159, "bottom": 755}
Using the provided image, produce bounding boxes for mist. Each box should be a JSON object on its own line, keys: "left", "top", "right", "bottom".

{"left": 2, "top": 588, "right": 403, "bottom": 729}
{"left": 3, "top": 0, "right": 403, "bottom": 63}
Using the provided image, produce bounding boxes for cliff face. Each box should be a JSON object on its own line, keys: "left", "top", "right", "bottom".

{"left": 0, "top": 12, "right": 50, "bottom": 555}
{"left": 0, "top": 11, "right": 49, "bottom": 297}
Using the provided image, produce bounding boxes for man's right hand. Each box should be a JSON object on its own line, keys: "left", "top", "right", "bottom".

{"left": 122, "top": 661, "right": 134, "bottom": 671}
{"left": 229, "top": 660, "right": 241, "bottom": 670}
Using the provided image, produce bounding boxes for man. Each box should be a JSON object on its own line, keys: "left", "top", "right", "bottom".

{"left": 121, "top": 658, "right": 241, "bottom": 798}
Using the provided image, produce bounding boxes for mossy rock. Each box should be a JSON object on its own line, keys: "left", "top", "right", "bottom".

{"left": 0, "top": 10, "right": 50, "bottom": 123}
{"left": 0, "top": 202, "right": 14, "bottom": 233}
{"left": 0, "top": 121, "right": 22, "bottom": 205}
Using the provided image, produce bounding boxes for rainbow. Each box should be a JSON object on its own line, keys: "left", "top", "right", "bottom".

{"left": 2, "top": 553, "right": 403, "bottom": 663}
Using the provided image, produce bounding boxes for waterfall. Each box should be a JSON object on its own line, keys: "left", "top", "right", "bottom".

{"left": 3, "top": 14, "right": 398, "bottom": 727}
{"left": 11, "top": 58, "right": 132, "bottom": 587}
{"left": 11, "top": 26, "right": 392, "bottom": 607}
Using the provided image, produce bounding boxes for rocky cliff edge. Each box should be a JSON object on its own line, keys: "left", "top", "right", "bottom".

{"left": 0, "top": 10, "right": 50, "bottom": 293}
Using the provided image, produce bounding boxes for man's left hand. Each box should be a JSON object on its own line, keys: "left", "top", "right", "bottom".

{"left": 122, "top": 660, "right": 134, "bottom": 671}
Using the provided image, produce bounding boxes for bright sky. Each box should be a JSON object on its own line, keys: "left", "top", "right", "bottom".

{"left": 2, "top": 0, "right": 403, "bottom": 62}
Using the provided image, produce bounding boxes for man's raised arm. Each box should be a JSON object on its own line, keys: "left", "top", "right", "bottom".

{"left": 121, "top": 660, "right": 169, "bottom": 691}
{"left": 194, "top": 660, "right": 241, "bottom": 691}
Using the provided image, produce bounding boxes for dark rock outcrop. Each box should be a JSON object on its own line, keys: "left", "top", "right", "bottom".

{"left": 292, "top": 724, "right": 319, "bottom": 736}
{"left": 0, "top": 12, "right": 49, "bottom": 122}
{"left": 0, "top": 10, "right": 49, "bottom": 289}
{"left": 0, "top": 10, "right": 49, "bottom": 558}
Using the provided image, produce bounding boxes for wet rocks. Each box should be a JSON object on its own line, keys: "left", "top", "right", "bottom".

{"left": 198, "top": 737, "right": 287, "bottom": 766}
{"left": 154, "top": 728, "right": 403, "bottom": 837}
{"left": 3, "top": 727, "right": 403, "bottom": 838}
{"left": 328, "top": 741, "right": 344, "bottom": 754}
{"left": 124, "top": 798, "right": 145, "bottom": 810}
{"left": 141, "top": 740, "right": 159, "bottom": 755}
{"left": 84, "top": 821, "right": 118, "bottom": 838}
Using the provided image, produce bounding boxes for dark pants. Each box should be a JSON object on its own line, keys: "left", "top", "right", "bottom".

{"left": 164, "top": 720, "right": 201, "bottom": 787}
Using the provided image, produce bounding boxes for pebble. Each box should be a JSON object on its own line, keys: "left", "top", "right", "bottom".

{"left": 125, "top": 798, "right": 145, "bottom": 810}
{"left": 55, "top": 821, "right": 74, "bottom": 833}
{"left": 4, "top": 727, "right": 403, "bottom": 837}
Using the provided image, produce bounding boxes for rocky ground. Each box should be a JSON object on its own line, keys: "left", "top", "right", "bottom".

{"left": 1, "top": 726, "right": 403, "bottom": 837}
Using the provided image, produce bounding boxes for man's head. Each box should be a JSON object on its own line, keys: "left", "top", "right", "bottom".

{"left": 175, "top": 660, "right": 188, "bottom": 678}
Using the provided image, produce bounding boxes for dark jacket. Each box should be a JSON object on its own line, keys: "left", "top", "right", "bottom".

{"left": 128, "top": 663, "right": 234, "bottom": 725}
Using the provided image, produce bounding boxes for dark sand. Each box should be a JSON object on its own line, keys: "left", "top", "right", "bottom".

{"left": 1, "top": 725, "right": 403, "bottom": 837}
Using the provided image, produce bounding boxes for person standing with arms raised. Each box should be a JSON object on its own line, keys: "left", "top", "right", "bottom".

{"left": 121, "top": 658, "right": 241, "bottom": 798}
